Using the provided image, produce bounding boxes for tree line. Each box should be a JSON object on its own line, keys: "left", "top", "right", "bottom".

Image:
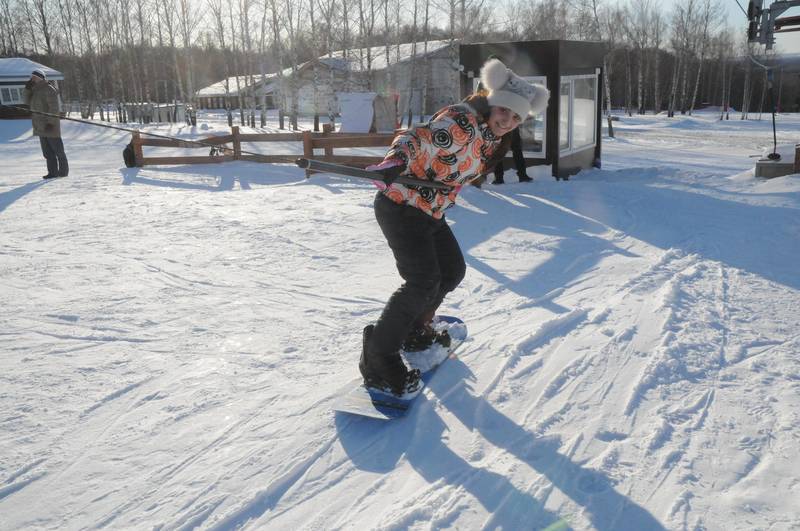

{"left": 1, "top": 0, "right": 796, "bottom": 123}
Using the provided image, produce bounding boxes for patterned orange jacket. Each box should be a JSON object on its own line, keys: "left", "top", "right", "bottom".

{"left": 383, "top": 102, "right": 501, "bottom": 219}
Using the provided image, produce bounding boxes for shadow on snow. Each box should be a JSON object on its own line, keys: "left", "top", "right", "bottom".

{"left": 335, "top": 359, "right": 666, "bottom": 531}
{"left": 118, "top": 162, "right": 312, "bottom": 191}
{"left": 0, "top": 180, "right": 47, "bottom": 215}
{"left": 452, "top": 168, "right": 799, "bottom": 294}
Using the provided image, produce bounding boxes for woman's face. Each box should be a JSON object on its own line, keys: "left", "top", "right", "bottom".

{"left": 488, "top": 106, "right": 523, "bottom": 137}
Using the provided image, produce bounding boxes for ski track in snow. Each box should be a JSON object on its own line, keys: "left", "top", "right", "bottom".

{"left": 1, "top": 110, "right": 799, "bottom": 530}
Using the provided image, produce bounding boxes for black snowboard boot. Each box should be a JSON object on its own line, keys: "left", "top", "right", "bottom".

{"left": 359, "top": 325, "right": 421, "bottom": 396}
{"left": 402, "top": 323, "right": 451, "bottom": 352}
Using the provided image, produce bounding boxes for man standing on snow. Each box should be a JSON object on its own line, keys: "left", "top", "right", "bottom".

{"left": 25, "top": 68, "right": 69, "bottom": 179}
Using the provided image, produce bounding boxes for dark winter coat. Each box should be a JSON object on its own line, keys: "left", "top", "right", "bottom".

{"left": 25, "top": 81, "right": 61, "bottom": 138}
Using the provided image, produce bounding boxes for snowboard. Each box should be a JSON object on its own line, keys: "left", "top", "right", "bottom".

{"left": 333, "top": 316, "right": 467, "bottom": 420}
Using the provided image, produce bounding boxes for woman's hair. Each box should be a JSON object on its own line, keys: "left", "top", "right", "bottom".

{"left": 462, "top": 92, "right": 513, "bottom": 171}
{"left": 463, "top": 92, "right": 491, "bottom": 122}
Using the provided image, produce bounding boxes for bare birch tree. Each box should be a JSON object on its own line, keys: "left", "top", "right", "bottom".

{"left": 177, "top": 0, "right": 202, "bottom": 109}
{"left": 667, "top": 0, "right": 699, "bottom": 117}
{"left": 309, "top": 0, "right": 320, "bottom": 129}
{"left": 225, "top": 0, "right": 247, "bottom": 124}
{"left": 266, "top": 0, "right": 288, "bottom": 128}
{"left": 406, "top": 0, "right": 419, "bottom": 126}
{"left": 74, "top": 0, "right": 103, "bottom": 118}
{"left": 26, "top": 0, "right": 56, "bottom": 56}
{"left": 419, "top": 0, "right": 430, "bottom": 120}
{"left": 56, "top": 0, "right": 85, "bottom": 109}
{"left": 256, "top": 0, "right": 273, "bottom": 126}
{"left": 650, "top": 5, "right": 665, "bottom": 113}
{"left": 740, "top": 42, "right": 755, "bottom": 119}
{"left": 135, "top": 0, "right": 153, "bottom": 104}
{"left": 284, "top": 0, "right": 304, "bottom": 129}
{"left": 237, "top": 0, "right": 256, "bottom": 126}
{"left": 688, "top": 0, "right": 719, "bottom": 114}
{"left": 0, "top": 0, "right": 21, "bottom": 55}
{"left": 587, "top": 0, "right": 621, "bottom": 135}
{"left": 317, "top": 0, "right": 339, "bottom": 126}
{"left": 357, "top": 0, "right": 377, "bottom": 87}
{"left": 625, "top": 0, "right": 652, "bottom": 114}
{"left": 208, "top": 0, "right": 231, "bottom": 124}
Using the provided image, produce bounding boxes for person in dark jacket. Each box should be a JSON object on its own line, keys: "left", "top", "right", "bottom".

{"left": 359, "top": 59, "right": 550, "bottom": 396}
{"left": 25, "top": 69, "right": 68, "bottom": 179}
{"left": 492, "top": 127, "right": 532, "bottom": 184}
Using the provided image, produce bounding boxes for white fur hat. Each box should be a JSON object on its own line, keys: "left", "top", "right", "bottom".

{"left": 480, "top": 58, "right": 549, "bottom": 118}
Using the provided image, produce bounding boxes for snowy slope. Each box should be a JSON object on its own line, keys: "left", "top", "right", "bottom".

{"left": 1, "top": 111, "right": 799, "bottom": 531}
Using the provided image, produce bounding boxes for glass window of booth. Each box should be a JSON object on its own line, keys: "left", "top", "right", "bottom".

{"left": 559, "top": 74, "right": 598, "bottom": 155}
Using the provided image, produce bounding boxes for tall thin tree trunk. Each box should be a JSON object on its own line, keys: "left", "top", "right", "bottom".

{"left": 668, "top": 53, "right": 681, "bottom": 117}
{"left": 310, "top": 0, "right": 319, "bottom": 130}
{"left": 384, "top": 0, "right": 392, "bottom": 99}
{"left": 636, "top": 47, "right": 644, "bottom": 114}
{"left": 741, "top": 61, "right": 752, "bottom": 120}
{"left": 603, "top": 56, "right": 614, "bottom": 137}
{"left": 689, "top": 57, "right": 704, "bottom": 115}
{"left": 679, "top": 54, "right": 690, "bottom": 114}
{"left": 719, "top": 57, "right": 726, "bottom": 120}
{"left": 653, "top": 49, "right": 661, "bottom": 113}
{"left": 725, "top": 60, "right": 733, "bottom": 119}
{"left": 419, "top": 1, "right": 429, "bottom": 121}
{"left": 757, "top": 69, "right": 767, "bottom": 119}
{"left": 625, "top": 48, "right": 633, "bottom": 116}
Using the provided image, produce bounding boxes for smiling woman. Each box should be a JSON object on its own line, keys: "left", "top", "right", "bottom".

{"left": 353, "top": 59, "right": 550, "bottom": 398}
{"left": 487, "top": 106, "right": 522, "bottom": 137}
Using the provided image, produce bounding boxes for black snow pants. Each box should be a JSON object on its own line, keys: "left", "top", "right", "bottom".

{"left": 39, "top": 136, "right": 69, "bottom": 177}
{"left": 369, "top": 192, "right": 466, "bottom": 356}
{"left": 493, "top": 127, "right": 526, "bottom": 180}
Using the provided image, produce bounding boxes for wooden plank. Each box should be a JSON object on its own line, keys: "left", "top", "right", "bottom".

{"left": 313, "top": 135, "right": 395, "bottom": 149}
{"left": 239, "top": 132, "right": 305, "bottom": 142}
{"left": 139, "top": 138, "right": 198, "bottom": 148}
{"left": 238, "top": 154, "right": 298, "bottom": 164}
{"left": 325, "top": 131, "right": 392, "bottom": 137}
{"left": 140, "top": 156, "right": 231, "bottom": 165}
{"left": 202, "top": 134, "right": 234, "bottom": 145}
{"left": 139, "top": 135, "right": 234, "bottom": 148}
{"left": 313, "top": 155, "right": 384, "bottom": 168}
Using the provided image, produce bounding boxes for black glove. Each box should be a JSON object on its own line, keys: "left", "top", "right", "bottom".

{"left": 366, "top": 158, "right": 406, "bottom": 186}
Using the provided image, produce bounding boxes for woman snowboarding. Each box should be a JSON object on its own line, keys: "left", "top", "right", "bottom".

{"left": 359, "top": 58, "right": 550, "bottom": 396}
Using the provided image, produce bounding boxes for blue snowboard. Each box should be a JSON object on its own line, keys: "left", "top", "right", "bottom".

{"left": 333, "top": 316, "right": 467, "bottom": 420}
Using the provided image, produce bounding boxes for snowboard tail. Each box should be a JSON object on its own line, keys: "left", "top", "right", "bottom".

{"left": 333, "top": 316, "right": 467, "bottom": 420}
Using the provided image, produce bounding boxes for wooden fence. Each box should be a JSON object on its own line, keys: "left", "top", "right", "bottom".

{"left": 130, "top": 124, "right": 398, "bottom": 176}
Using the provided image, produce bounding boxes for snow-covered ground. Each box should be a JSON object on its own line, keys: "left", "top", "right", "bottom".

{"left": 1, "top": 109, "right": 799, "bottom": 531}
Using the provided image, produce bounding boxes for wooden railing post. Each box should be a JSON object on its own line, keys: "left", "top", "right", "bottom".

{"left": 232, "top": 126, "right": 241, "bottom": 160}
{"left": 302, "top": 130, "right": 314, "bottom": 178}
{"left": 132, "top": 131, "right": 143, "bottom": 167}
{"left": 322, "top": 123, "right": 333, "bottom": 158}
{"left": 794, "top": 144, "right": 800, "bottom": 175}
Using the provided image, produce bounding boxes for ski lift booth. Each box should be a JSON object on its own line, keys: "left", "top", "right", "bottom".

{"left": 460, "top": 40, "right": 605, "bottom": 180}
